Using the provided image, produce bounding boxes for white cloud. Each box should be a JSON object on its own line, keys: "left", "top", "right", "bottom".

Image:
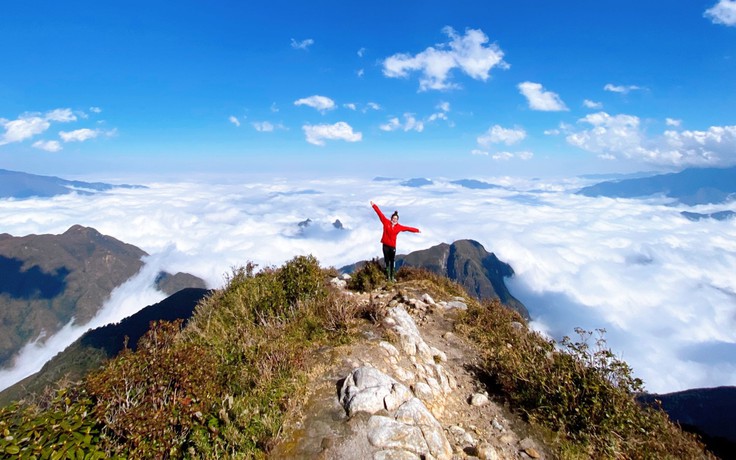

{"left": 0, "top": 108, "right": 79, "bottom": 146}
{"left": 357, "top": 47, "right": 366, "bottom": 57}
{"left": 518, "top": 82, "right": 568, "bottom": 111}
{"left": 477, "top": 125, "right": 527, "bottom": 147}
{"left": 228, "top": 116, "right": 241, "bottom": 127}
{"left": 383, "top": 26, "right": 508, "bottom": 91}
{"left": 291, "top": 38, "right": 314, "bottom": 50}
{"left": 1, "top": 116, "right": 50, "bottom": 145}
{"left": 45, "top": 108, "right": 77, "bottom": 122}
{"left": 471, "top": 149, "right": 489, "bottom": 156}
{"left": 294, "top": 95, "right": 336, "bottom": 113}
{"left": 366, "top": 102, "right": 381, "bottom": 111}
{"left": 666, "top": 118, "right": 682, "bottom": 127}
{"left": 252, "top": 121, "right": 285, "bottom": 132}
{"left": 344, "top": 103, "right": 357, "bottom": 111}
{"left": 271, "top": 103, "right": 279, "bottom": 113}
{"left": 705, "top": 0, "right": 736, "bottom": 25}
{"left": 583, "top": 99, "right": 603, "bottom": 109}
{"left": 380, "top": 114, "right": 424, "bottom": 132}
{"left": 567, "top": 111, "right": 736, "bottom": 167}
{"left": 357, "top": 69, "right": 365, "bottom": 78}
{"left": 252, "top": 121, "right": 273, "bottom": 132}
{"left": 436, "top": 101, "right": 450, "bottom": 112}
{"left": 303, "top": 121, "right": 362, "bottom": 146}
{"left": 604, "top": 83, "right": 642, "bottom": 94}
{"left": 1, "top": 178, "right": 734, "bottom": 394}
{"left": 60, "top": 128, "right": 99, "bottom": 142}
{"left": 32, "top": 140, "right": 62, "bottom": 152}
{"left": 89, "top": 107, "right": 102, "bottom": 113}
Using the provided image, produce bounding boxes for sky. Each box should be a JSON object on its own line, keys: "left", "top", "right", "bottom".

{"left": 1, "top": 0, "right": 736, "bottom": 179}
{"left": 1, "top": 2, "right": 736, "bottom": 394}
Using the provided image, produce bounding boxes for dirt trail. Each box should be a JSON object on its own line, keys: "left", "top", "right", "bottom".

{"left": 270, "top": 283, "right": 547, "bottom": 460}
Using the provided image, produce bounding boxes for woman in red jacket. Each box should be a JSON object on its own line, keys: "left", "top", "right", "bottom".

{"left": 370, "top": 201, "right": 421, "bottom": 282}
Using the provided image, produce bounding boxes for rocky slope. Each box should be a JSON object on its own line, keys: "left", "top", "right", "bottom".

{"left": 271, "top": 278, "right": 546, "bottom": 459}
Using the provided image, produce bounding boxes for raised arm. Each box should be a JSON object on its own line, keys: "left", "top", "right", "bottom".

{"left": 371, "top": 201, "right": 389, "bottom": 225}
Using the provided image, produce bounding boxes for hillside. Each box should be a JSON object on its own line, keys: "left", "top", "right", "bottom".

{"left": 0, "top": 225, "right": 207, "bottom": 368}
{"left": 0, "top": 257, "right": 716, "bottom": 459}
{"left": 0, "top": 288, "right": 210, "bottom": 406}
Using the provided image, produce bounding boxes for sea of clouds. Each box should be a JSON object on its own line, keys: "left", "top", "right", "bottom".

{"left": 1, "top": 175, "right": 735, "bottom": 394}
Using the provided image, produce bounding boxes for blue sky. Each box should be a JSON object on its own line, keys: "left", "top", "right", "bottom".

{"left": 1, "top": 0, "right": 735, "bottom": 179}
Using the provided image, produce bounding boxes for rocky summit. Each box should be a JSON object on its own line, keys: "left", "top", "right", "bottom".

{"left": 271, "top": 277, "right": 546, "bottom": 460}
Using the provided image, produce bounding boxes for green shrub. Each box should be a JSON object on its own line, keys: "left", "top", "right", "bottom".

{"left": 347, "top": 258, "right": 385, "bottom": 292}
{"left": 0, "top": 388, "right": 112, "bottom": 459}
{"left": 456, "top": 300, "right": 714, "bottom": 459}
{"left": 279, "top": 254, "right": 325, "bottom": 307}
{"left": 85, "top": 320, "right": 221, "bottom": 459}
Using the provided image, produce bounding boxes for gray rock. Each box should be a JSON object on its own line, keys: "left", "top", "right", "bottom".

{"left": 340, "top": 367, "right": 411, "bottom": 416}
{"left": 470, "top": 393, "right": 489, "bottom": 407}
{"left": 368, "top": 415, "right": 428, "bottom": 454}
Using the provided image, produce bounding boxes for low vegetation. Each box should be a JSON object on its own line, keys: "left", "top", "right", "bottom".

{"left": 456, "top": 299, "right": 715, "bottom": 459}
{"left": 0, "top": 256, "right": 716, "bottom": 459}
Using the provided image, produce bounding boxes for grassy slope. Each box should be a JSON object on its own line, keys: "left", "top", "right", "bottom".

{"left": 0, "top": 258, "right": 715, "bottom": 459}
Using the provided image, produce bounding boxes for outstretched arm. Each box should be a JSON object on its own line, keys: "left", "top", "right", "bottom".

{"left": 370, "top": 201, "right": 389, "bottom": 224}
{"left": 397, "top": 224, "right": 420, "bottom": 234}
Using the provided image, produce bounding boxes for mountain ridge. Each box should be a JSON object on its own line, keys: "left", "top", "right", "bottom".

{"left": 0, "top": 168, "right": 145, "bottom": 199}
{"left": 576, "top": 166, "right": 736, "bottom": 205}
{"left": 0, "top": 225, "right": 206, "bottom": 368}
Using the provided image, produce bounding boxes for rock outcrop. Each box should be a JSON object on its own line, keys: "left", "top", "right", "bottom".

{"left": 271, "top": 281, "right": 546, "bottom": 459}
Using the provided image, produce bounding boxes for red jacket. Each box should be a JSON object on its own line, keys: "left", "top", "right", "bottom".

{"left": 372, "top": 203, "right": 419, "bottom": 248}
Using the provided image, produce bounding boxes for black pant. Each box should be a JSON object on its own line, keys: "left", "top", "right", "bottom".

{"left": 382, "top": 244, "right": 396, "bottom": 279}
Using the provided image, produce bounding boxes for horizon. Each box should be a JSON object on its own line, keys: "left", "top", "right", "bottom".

{"left": 1, "top": 1, "right": 736, "bottom": 179}
{"left": 1, "top": 175, "right": 735, "bottom": 395}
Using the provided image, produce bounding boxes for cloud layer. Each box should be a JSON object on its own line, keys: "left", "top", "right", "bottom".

{"left": 1, "top": 176, "right": 734, "bottom": 394}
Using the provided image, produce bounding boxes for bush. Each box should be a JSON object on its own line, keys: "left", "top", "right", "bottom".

{"left": 347, "top": 258, "right": 386, "bottom": 292}
{"left": 85, "top": 320, "right": 221, "bottom": 459}
{"left": 0, "top": 388, "right": 112, "bottom": 459}
{"left": 456, "top": 300, "right": 714, "bottom": 459}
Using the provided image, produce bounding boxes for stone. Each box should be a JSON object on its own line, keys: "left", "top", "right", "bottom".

{"left": 394, "top": 398, "right": 452, "bottom": 459}
{"left": 421, "top": 293, "right": 435, "bottom": 305}
{"left": 430, "top": 347, "right": 447, "bottom": 363}
{"left": 470, "top": 393, "right": 489, "bottom": 407}
{"left": 367, "top": 415, "right": 428, "bottom": 454}
{"left": 444, "top": 300, "right": 467, "bottom": 310}
{"left": 491, "top": 418, "right": 504, "bottom": 432}
{"left": 374, "top": 450, "right": 422, "bottom": 460}
{"left": 412, "top": 381, "right": 435, "bottom": 402}
{"left": 519, "top": 438, "right": 542, "bottom": 458}
{"left": 340, "top": 367, "right": 409, "bottom": 416}
{"left": 477, "top": 443, "right": 501, "bottom": 460}
{"left": 330, "top": 277, "right": 347, "bottom": 288}
{"left": 380, "top": 341, "right": 400, "bottom": 358}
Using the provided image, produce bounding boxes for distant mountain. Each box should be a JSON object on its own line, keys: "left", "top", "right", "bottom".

{"left": 681, "top": 210, "right": 736, "bottom": 221}
{"left": 0, "top": 225, "right": 206, "bottom": 367}
{"left": 400, "top": 178, "right": 433, "bottom": 187}
{"left": 450, "top": 179, "right": 502, "bottom": 190}
{"left": 341, "top": 239, "right": 528, "bottom": 319}
{"left": 0, "top": 287, "right": 211, "bottom": 405}
{"left": 0, "top": 168, "right": 145, "bottom": 199}
{"left": 397, "top": 239, "right": 528, "bottom": 319}
{"left": 639, "top": 386, "right": 736, "bottom": 459}
{"left": 576, "top": 166, "right": 736, "bottom": 205}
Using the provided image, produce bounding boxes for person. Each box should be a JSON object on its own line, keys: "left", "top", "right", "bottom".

{"left": 370, "top": 200, "right": 420, "bottom": 282}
